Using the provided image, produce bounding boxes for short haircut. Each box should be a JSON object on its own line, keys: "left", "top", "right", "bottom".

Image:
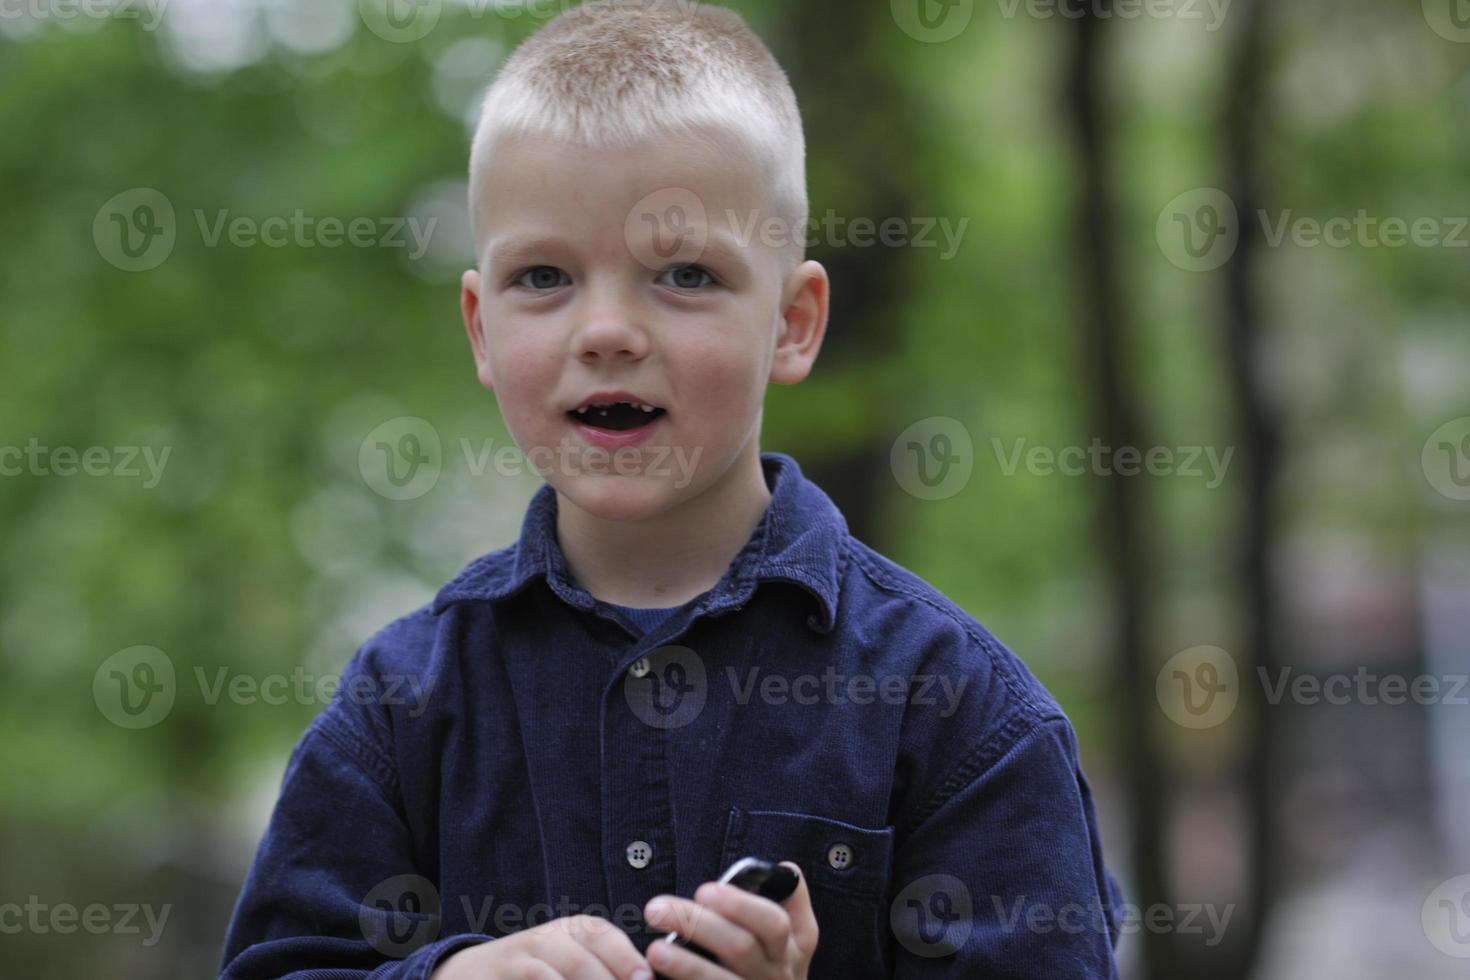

{"left": 468, "top": 0, "right": 807, "bottom": 268}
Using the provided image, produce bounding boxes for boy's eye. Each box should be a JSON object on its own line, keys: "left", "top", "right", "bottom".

{"left": 515, "top": 266, "right": 569, "bottom": 290}
{"left": 658, "top": 264, "right": 715, "bottom": 290}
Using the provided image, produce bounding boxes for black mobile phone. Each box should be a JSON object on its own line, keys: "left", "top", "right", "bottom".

{"left": 657, "top": 857, "right": 799, "bottom": 966}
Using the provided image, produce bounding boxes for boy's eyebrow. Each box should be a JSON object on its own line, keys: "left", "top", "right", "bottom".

{"left": 486, "top": 235, "right": 569, "bottom": 267}
{"left": 691, "top": 230, "right": 751, "bottom": 271}
{"left": 486, "top": 229, "right": 753, "bottom": 271}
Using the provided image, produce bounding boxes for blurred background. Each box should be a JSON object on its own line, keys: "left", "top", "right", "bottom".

{"left": 1, "top": 0, "right": 1468, "bottom": 976}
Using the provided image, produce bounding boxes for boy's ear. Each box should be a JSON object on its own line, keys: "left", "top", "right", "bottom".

{"left": 460, "top": 269, "right": 495, "bottom": 392}
{"left": 770, "top": 260, "right": 829, "bottom": 385}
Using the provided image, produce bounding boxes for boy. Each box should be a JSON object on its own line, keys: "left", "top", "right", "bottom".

{"left": 220, "top": 1, "right": 1123, "bottom": 978}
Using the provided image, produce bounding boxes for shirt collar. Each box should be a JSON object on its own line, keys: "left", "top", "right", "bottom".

{"left": 432, "top": 451, "right": 847, "bottom": 633}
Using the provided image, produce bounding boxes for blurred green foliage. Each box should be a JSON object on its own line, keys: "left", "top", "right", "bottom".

{"left": 0, "top": 1, "right": 1466, "bottom": 977}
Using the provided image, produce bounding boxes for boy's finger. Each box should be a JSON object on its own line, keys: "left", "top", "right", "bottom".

{"left": 691, "top": 881, "right": 792, "bottom": 963}
{"left": 563, "top": 915, "right": 654, "bottom": 980}
{"left": 522, "top": 938, "right": 618, "bottom": 980}
{"left": 779, "top": 861, "right": 820, "bottom": 957}
{"left": 644, "top": 895, "right": 747, "bottom": 963}
{"left": 646, "top": 936, "right": 741, "bottom": 980}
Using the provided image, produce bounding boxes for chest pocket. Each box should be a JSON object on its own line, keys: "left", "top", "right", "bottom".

{"left": 720, "top": 805, "right": 895, "bottom": 978}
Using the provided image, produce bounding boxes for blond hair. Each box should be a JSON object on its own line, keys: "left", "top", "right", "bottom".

{"left": 468, "top": 0, "right": 806, "bottom": 265}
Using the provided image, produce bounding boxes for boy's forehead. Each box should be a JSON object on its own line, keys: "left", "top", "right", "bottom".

{"left": 476, "top": 127, "right": 768, "bottom": 228}
{"left": 472, "top": 127, "right": 787, "bottom": 276}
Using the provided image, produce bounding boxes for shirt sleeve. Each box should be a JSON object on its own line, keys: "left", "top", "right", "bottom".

{"left": 889, "top": 715, "right": 1122, "bottom": 979}
{"left": 217, "top": 694, "right": 494, "bottom": 979}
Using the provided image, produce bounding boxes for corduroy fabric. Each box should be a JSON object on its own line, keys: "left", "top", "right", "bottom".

{"left": 220, "top": 451, "right": 1122, "bottom": 979}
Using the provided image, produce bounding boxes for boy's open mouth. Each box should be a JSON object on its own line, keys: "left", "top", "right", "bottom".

{"left": 567, "top": 399, "right": 667, "bottom": 432}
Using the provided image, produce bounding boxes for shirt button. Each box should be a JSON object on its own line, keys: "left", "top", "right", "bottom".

{"left": 629, "top": 657, "right": 652, "bottom": 679}
{"left": 827, "top": 843, "right": 854, "bottom": 870}
{"left": 626, "top": 839, "right": 653, "bottom": 869}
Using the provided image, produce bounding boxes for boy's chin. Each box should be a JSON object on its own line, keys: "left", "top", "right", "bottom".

{"left": 555, "top": 473, "right": 681, "bottom": 522}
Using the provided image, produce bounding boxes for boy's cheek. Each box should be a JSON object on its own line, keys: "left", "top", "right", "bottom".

{"left": 485, "top": 348, "right": 553, "bottom": 407}
{"left": 671, "top": 352, "right": 765, "bottom": 421}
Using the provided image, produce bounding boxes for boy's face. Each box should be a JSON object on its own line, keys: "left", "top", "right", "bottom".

{"left": 461, "top": 127, "right": 828, "bottom": 521}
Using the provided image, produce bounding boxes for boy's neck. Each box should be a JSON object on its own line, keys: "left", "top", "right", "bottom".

{"left": 553, "top": 444, "right": 773, "bottom": 608}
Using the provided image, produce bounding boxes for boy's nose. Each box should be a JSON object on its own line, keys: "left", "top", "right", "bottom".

{"left": 571, "top": 312, "right": 650, "bottom": 364}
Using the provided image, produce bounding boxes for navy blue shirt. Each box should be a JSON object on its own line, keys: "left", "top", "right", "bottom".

{"left": 603, "top": 600, "right": 686, "bottom": 636}
{"left": 220, "top": 451, "right": 1123, "bottom": 978}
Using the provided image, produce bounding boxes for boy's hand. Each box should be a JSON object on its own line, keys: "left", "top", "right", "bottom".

{"left": 642, "top": 862, "right": 818, "bottom": 980}
{"left": 430, "top": 915, "right": 653, "bottom": 980}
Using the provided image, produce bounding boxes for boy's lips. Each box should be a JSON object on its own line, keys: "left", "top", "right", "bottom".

{"left": 564, "top": 389, "right": 665, "bottom": 414}
{"left": 563, "top": 387, "right": 668, "bottom": 447}
{"left": 569, "top": 412, "right": 665, "bottom": 449}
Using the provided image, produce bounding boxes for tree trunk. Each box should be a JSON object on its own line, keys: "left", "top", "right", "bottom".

{"left": 1065, "top": 6, "right": 1174, "bottom": 979}
{"left": 771, "top": 6, "right": 921, "bottom": 548}
{"left": 1217, "top": 1, "right": 1280, "bottom": 976}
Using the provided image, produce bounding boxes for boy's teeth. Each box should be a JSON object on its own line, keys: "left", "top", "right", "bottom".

{"left": 568, "top": 400, "right": 666, "bottom": 432}
{"left": 575, "top": 400, "right": 659, "bottom": 413}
